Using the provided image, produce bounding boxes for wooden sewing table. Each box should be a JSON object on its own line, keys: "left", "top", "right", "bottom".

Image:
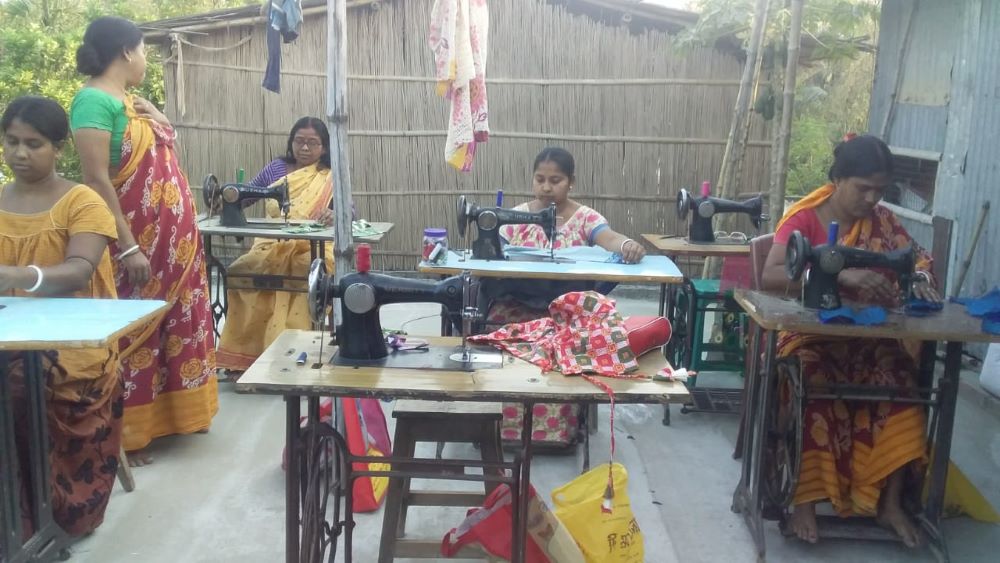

{"left": 196, "top": 217, "right": 393, "bottom": 337}
{"left": 730, "top": 289, "right": 1000, "bottom": 562}
{"left": 641, "top": 234, "right": 753, "bottom": 424}
{"left": 235, "top": 329, "right": 688, "bottom": 563}
{"left": 0, "top": 297, "right": 168, "bottom": 563}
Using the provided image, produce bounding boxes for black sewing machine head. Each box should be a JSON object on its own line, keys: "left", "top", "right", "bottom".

{"left": 307, "top": 259, "right": 466, "bottom": 363}
{"left": 785, "top": 226, "right": 915, "bottom": 310}
{"left": 456, "top": 195, "right": 557, "bottom": 260}
{"left": 676, "top": 187, "right": 768, "bottom": 243}
{"left": 202, "top": 174, "right": 290, "bottom": 227}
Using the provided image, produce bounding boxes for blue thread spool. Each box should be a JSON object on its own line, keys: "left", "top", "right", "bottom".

{"left": 496, "top": 189, "right": 504, "bottom": 207}
{"left": 827, "top": 221, "right": 839, "bottom": 246}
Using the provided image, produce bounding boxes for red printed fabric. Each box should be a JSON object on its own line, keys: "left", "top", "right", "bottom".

{"left": 469, "top": 291, "right": 639, "bottom": 377}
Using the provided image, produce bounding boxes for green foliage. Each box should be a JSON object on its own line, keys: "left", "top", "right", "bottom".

{"left": 679, "top": 0, "right": 879, "bottom": 196}
{"left": 0, "top": 0, "right": 247, "bottom": 183}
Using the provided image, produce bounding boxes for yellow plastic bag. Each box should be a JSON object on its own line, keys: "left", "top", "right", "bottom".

{"left": 551, "top": 463, "right": 643, "bottom": 563}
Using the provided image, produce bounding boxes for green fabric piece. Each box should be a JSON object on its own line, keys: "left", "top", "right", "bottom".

{"left": 352, "top": 219, "right": 383, "bottom": 238}
{"left": 70, "top": 88, "right": 127, "bottom": 167}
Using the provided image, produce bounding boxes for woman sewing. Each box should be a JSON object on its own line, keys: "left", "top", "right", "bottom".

{"left": 487, "top": 147, "right": 645, "bottom": 446}
{"left": 0, "top": 96, "right": 121, "bottom": 539}
{"left": 215, "top": 117, "right": 340, "bottom": 374}
{"left": 71, "top": 17, "right": 218, "bottom": 467}
{"left": 761, "top": 134, "right": 939, "bottom": 547}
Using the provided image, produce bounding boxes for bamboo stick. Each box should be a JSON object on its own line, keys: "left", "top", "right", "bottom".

{"left": 329, "top": 0, "right": 355, "bottom": 320}
{"left": 771, "top": 0, "right": 804, "bottom": 223}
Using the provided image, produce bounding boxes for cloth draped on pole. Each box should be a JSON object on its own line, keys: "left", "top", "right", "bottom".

{"left": 429, "top": 0, "right": 490, "bottom": 171}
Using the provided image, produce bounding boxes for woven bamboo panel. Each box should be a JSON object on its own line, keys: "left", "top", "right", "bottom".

{"left": 163, "top": 0, "right": 771, "bottom": 271}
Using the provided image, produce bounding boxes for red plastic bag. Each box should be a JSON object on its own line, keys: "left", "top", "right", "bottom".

{"left": 441, "top": 484, "right": 549, "bottom": 562}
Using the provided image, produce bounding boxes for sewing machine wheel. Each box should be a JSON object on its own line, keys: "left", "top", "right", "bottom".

{"left": 457, "top": 195, "right": 470, "bottom": 237}
{"left": 785, "top": 231, "right": 810, "bottom": 281}
{"left": 202, "top": 174, "right": 220, "bottom": 209}
{"left": 307, "top": 259, "right": 330, "bottom": 325}
{"left": 763, "top": 358, "right": 804, "bottom": 511}
{"left": 676, "top": 189, "right": 691, "bottom": 220}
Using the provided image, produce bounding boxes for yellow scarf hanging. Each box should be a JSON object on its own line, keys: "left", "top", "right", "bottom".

{"left": 265, "top": 164, "right": 333, "bottom": 221}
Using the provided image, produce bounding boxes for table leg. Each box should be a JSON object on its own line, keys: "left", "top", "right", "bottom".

{"left": 203, "top": 235, "right": 227, "bottom": 341}
{"left": 920, "top": 341, "right": 961, "bottom": 562}
{"left": 285, "top": 396, "right": 301, "bottom": 563}
{"left": 0, "top": 352, "right": 23, "bottom": 562}
{"left": 732, "top": 324, "right": 761, "bottom": 511}
{"left": 658, "top": 283, "right": 667, "bottom": 317}
{"left": 512, "top": 402, "right": 535, "bottom": 563}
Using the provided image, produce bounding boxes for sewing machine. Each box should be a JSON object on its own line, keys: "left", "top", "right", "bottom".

{"left": 456, "top": 195, "right": 558, "bottom": 260}
{"left": 202, "top": 174, "right": 291, "bottom": 227}
{"left": 676, "top": 187, "right": 768, "bottom": 243}
{"left": 784, "top": 224, "right": 915, "bottom": 310}
{"left": 307, "top": 258, "right": 501, "bottom": 370}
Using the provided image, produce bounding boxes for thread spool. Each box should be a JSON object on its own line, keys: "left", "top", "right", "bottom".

{"left": 701, "top": 180, "right": 711, "bottom": 198}
{"left": 357, "top": 243, "right": 371, "bottom": 273}
{"left": 828, "top": 221, "right": 839, "bottom": 246}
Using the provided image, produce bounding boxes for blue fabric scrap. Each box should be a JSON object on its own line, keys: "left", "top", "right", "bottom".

{"left": 818, "top": 306, "right": 888, "bottom": 325}
{"left": 952, "top": 287, "right": 1000, "bottom": 334}
{"left": 905, "top": 298, "right": 944, "bottom": 317}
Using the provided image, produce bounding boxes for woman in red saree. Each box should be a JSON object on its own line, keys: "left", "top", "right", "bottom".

{"left": 71, "top": 17, "right": 217, "bottom": 465}
{"left": 761, "top": 135, "right": 940, "bottom": 547}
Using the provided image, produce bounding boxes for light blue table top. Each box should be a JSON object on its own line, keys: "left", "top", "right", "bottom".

{"left": 417, "top": 246, "right": 684, "bottom": 283}
{"left": 0, "top": 297, "right": 168, "bottom": 350}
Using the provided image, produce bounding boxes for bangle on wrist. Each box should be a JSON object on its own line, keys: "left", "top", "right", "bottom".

{"left": 913, "top": 270, "right": 932, "bottom": 286}
{"left": 620, "top": 238, "right": 635, "bottom": 254}
{"left": 25, "top": 265, "right": 44, "bottom": 293}
{"left": 116, "top": 244, "right": 141, "bottom": 261}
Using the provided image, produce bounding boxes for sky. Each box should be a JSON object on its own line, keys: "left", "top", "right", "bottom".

{"left": 643, "top": 0, "right": 696, "bottom": 10}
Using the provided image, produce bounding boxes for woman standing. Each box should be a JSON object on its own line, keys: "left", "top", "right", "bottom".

{"left": 1, "top": 96, "right": 121, "bottom": 538}
{"left": 70, "top": 16, "right": 217, "bottom": 465}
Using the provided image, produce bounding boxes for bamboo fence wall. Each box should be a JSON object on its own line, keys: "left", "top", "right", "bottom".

{"left": 160, "top": 0, "right": 771, "bottom": 271}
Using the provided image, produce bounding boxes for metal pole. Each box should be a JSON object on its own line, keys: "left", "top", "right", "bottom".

{"left": 328, "top": 0, "right": 355, "bottom": 329}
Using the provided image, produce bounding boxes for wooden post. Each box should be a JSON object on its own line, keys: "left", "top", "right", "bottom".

{"left": 703, "top": 0, "right": 770, "bottom": 278}
{"left": 328, "top": 0, "right": 355, "bottom": 326}
{"left": 770, "top": 0, "right": 805, "bottom": 223}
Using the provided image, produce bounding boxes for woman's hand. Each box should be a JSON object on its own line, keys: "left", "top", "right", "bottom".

{"left": 620, "top": 239, "right": 646, "bottom": 264}
{"left": 911, "top": 280, "right": 941, "bottom": 303}
{"left": 837, "top": 269, "right": 898, "bottom": 304}
{"left": 133, "top": 97, "right": 171, "bottom": 127}
{"left": 317, "top": 209, "right": 334, "bottom": 227}
{"left": 0, "top": 265, "right": 24, "bottom": 293}
{"left": 122, "top": 252, "right": 152, "bottom": 288}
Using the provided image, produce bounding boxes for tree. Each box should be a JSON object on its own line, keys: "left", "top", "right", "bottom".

{"left": 0, "top": 0, "right": 247, "bottom": 182}
{"left": 677, "top": 0, "right": 879, "bottom": 198}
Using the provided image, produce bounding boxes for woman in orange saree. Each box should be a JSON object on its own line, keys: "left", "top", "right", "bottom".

{"left": 1, "top": 96, "right": 122, "bottom": 540}
{"left": 761, "top": 135, "right": 940, "bottom": 547}
{"left": 71, "top": 17, "right": 217, "bottom": 464}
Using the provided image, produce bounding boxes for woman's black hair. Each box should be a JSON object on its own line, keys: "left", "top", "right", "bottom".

{"left": 533, "top": 147, "right": 575, "bottom": 180}
{"left": 283, "top": 117, "right": 331, "bottom": 169}
{"left": 1, "top": 96, "right": 70, "bottom": 145}
{"left": 76, "top": 16, "right": 144, "bottom": 77}
{"left": 828, "top": 134, "right": 894, "bottom": 182}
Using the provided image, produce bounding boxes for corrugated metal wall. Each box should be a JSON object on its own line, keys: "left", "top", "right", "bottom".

{"left": 872, "top": 0, "right": 999, "bottom": 306}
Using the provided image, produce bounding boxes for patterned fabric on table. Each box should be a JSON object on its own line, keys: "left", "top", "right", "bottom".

{"left": 470, "top": 291, "right": 640, "bottom": 445}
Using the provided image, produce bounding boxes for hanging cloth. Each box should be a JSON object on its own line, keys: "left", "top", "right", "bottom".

{"left": 262, "top": 0, "right": 304, "bottom": 93}
{"left": 429, "top": 0, "right": 490, "bottom": 171}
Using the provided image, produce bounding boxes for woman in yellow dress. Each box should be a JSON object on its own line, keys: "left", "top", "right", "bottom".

{"left": 215, "top": 117, "right": 338, "bottom": 373}
{"left": 0, "top": 96, "right": 121, "bottom": 539}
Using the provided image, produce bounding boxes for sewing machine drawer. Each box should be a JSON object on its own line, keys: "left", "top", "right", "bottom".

{"left": 226, "top": 273, "right": 307, "bottom": 292}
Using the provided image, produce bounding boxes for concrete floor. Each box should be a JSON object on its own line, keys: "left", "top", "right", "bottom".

{"left": 70, "top": 296, "right": 1000, "bottom": 563}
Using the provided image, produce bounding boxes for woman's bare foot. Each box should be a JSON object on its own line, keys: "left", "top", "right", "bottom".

{"left": 877, "top": 467, "right": 921, "bottom": 547}
{"left": 788, "top": 502, "right": 819, "bottom": 543}
{"left": 877, "top": 499, "right": 921, "bottom": 547}
{"left": 127, "top": 450, "right": 153, "bottom": 467}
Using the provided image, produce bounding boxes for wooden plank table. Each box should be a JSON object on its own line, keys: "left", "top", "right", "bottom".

{"left": 640, "top": 233, "right": 752, "bottom": 258}
{"left": 730, "top": 290, "right": 1000, "bottom": 562}
{"left": 0, "top": 297, "right": 168, "bottom": 563}
{"left": 196, "top": 217, "right": 394, "bottom": 337}
{"left": 236, "top": 329, "right": 688, "bottom": 563}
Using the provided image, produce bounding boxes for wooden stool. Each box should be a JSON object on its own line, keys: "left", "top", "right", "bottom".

{"left": 378, "top": 400, "right": 504, "bottom": 562}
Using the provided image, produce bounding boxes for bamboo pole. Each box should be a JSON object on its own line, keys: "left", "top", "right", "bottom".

{"left": 329, "top": 0, "right": 354, "bottom": 324}
{"left": 703, "top": 0, "right": 770, "bottom": 278}
{"left": 770, "top": 0, "right": 805, "bottom": 223}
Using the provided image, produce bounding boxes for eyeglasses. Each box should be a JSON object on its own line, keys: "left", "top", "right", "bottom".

{"left": 293, "top": 138, "right": 322, "bottom": 149}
